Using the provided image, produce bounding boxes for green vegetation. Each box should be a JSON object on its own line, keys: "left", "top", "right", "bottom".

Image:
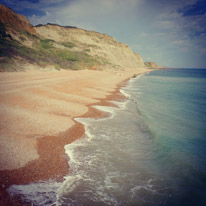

{"left": 40, "top": 39, "right": 54, "bottom": 50}
{"left": 62, "top": 42, "right": 75, "bottom": 48}
{"left": 0, "top": 38, "right": 46, "bottom": 64}
{"left": 56, "top": 50, "right": 78, "bottom": 61}
{"left": 0, "top": 28, "right": 110, "bottom": 71}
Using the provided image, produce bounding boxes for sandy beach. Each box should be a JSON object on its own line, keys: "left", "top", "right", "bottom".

{"left": 0, "top": 68, "right": 150, "bottom": 205}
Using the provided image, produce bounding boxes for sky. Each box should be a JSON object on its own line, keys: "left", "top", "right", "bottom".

{"left": 1, "top": 0, "right": 206, "bottom": 68}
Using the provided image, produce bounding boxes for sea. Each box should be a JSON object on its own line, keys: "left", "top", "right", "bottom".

{"left": 8, "top": 68, "right": 206, "bottom": 206}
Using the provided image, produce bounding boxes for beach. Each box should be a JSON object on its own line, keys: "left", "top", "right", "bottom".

{"left": 0, "top": 68, "right": 149, "bottom": 205}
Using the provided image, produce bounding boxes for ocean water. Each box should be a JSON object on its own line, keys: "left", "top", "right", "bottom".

{"left": 8, "top": 69, "right": 206, "bottom": 206}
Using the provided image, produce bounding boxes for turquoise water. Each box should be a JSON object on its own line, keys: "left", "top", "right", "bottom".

{"left": 8, "top": 69, "right": 206, "bottom": 206}
{"left": 132, "top": 69, "right": 206, "bottom": 206}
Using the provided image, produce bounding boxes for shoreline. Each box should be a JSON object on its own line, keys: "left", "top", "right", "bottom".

{"left": 0, "top": 69, "right": 149, "bottom": 205}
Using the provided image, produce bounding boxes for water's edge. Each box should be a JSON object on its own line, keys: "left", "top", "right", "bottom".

{"left": 7, "top": 72, "right": 151, "bottom": 205}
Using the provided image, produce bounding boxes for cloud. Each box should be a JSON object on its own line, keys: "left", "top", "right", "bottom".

{"left": 28, "top": 0, "right": 142, "bottom": 33}
{"left": 173, "top": 40, "right": 192, "bottom": 46}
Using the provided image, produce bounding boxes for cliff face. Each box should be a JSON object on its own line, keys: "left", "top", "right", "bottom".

{"left": 0, "top": 3, "right": 145, "bottom": 71}
{"left": 0, "top": 4, "right": 37, "bottom": 36}
{"left": 35, "top": 24, "right": 145, "bottom": 69}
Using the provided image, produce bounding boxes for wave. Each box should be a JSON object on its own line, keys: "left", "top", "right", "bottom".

{"left": 8, "top": 73, "right": 158, "bottom": 206}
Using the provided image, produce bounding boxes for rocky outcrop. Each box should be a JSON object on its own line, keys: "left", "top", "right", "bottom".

{"left": 0, "top": 4, "right": 37, "bottom": 36}
{"left": 144, "top": 62, "right": 164, "bottom": 68}
{"left": 150, "top": 62, "right": 156, "bottom": 67}
{"left": 35, "top": 24, "right": 145, "bottom": 69}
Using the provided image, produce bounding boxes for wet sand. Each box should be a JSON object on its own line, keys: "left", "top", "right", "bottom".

{"left": 0, "top": 68, "right": 150, "bottom": 205}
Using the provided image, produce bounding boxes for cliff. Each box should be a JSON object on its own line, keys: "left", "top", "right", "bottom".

{"left": 35, "top": 24, "right": 145, "bottom": 69}
{"left": 0, "top": 4, "right": 37, "bottom": 36}
{"left": 0, "top": 3, "right": 145, "bottom": 71}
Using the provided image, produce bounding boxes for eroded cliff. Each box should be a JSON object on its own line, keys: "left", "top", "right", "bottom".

{"left": 0, "top": 4, "right": 37, "bottom": 36}
{"left": 0, "top": 3, "right": 145, "bottom": 71}
{"left": 35, "top": 24, "right": 145, "bottom": 69}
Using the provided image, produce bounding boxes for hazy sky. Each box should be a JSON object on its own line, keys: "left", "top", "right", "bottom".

{"left": 1, "top": 0, "right": 206, "bottom": 68}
